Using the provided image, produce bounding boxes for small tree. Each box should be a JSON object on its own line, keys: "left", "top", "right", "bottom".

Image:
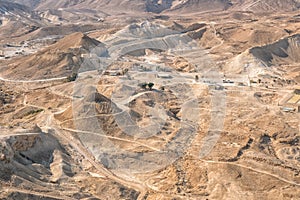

{"left": 139, "top": 82, "right": 148, "bottom": 90}
{"left": 148, "top": 82, "right": 154, "bottom": 90}
{"left": 67, "top": 73, "right": 78, "bottom": 82}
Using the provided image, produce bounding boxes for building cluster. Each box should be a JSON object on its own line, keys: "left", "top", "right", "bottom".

{"left": 282, "top": 89, "right": 300, "bottom": 113}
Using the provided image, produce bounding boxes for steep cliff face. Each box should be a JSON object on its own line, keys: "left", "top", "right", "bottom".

{"left": 0, "top": 132, "right": 62, "bottom": 182}
{"left": 250, "top": 34, "right": 300, "bottom": 66}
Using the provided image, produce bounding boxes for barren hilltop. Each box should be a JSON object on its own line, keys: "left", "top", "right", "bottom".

{"left": 0, "top": 0, "right": 299, "bottom": 200}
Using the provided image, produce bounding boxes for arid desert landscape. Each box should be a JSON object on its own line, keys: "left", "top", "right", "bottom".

{"left": 0, "top": 0, "right": 299, "bottom": 199}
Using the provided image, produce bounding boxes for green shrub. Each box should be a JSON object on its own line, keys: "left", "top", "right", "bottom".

{"left": 138, "top": 82, "right": 148, "bottom": 89}
{"left": 148, "top": 82, "right": 154, "bottom": 90}
{"left": 25, "top": 109, "right": 44, "bottom": 117}
{"left": 67, "top": 73, "right": 78, "bottom": 82}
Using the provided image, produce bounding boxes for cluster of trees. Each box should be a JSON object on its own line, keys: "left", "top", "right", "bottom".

{"left": 139, "top": 82, "right": 154, "bottom": 90}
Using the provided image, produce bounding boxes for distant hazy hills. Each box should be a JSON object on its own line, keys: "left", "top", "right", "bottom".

{"left": 7, "top": 0, "right": 300, "bottom": 14}
{"left": 231, "top": 0, "right": 300, "bottom": 12}
{"left": 0, "top": 0, "right": 30, "bottom": 14}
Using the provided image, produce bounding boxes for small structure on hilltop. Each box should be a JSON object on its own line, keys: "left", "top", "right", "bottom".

{"left": 157, "top": 73, "right": 172, "bottom": 79}
{"left": 281, "top": 107, "right": 296, "bottom": 112}
{"left": 104, "top": 70, "right": 123, "bottom": 76}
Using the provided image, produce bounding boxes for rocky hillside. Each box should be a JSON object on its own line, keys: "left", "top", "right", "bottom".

{"left": 167, "top": 0, "right": 232, "bottom": 13}
{"left": 250, "top": 34, "right": 300, "bottom": 66}
{"left": 10, "top": 0, "right": 41, "bottom": 9}
{"left": 0, "top": 0, "right": 30, "bottom": 14}
{"left": 232, "top": 0, "right": 300, "bottom": 12}
{"left": 0, "top": 32, "right": 106, "bottom": 80}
